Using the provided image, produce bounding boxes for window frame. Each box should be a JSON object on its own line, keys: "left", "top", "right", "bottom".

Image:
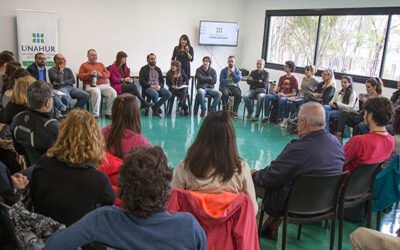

{"left": 262, "top": 7, "right": 400, "bottom": 88}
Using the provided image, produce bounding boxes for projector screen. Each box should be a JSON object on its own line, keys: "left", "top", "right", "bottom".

{"left": 199, "top": 21, "right": 239, "bottom": 46}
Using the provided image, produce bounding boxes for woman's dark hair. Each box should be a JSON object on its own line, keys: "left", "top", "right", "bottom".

{"left": 118, "top": 146, "right": 172, "bottom": 218}
{"left": 304, "top": 65, "right": 316, "bottom": 74}
{"left": 115, "top": 51, "right": 128, "bottom": 78}
{"left": 10, "top": 68, "right": 30, "bottom": 85}
{"left": 107, "top": 93, "right": 142, "bottom": 158}
{"left": 184, "top": 111, "right": 242, "bottom": 182}
{"left": 363, "top": 97, "right": 393, "bottom": 127}
{"left": 392, "top": 107, "right": 400, "bottom": 135}
{"left": 202, "top": 56, "right": 212, "bottom": 64}
{"left": 285, "top": 61, "right": 296, "bottom": 72}
{"left": 177, "top": 34, "right": 191, "bottom": 49}
{"left": 366, "top": 77, "right": 383, "bottom": 95}
{"left": 166, "top": 60, "right": 182, "bottom": 83}
{"left": 341, "top": 75, "right": 353, "bottom": 105}
{"left": 2, "top": 62, "right": 21, "bottom": 90}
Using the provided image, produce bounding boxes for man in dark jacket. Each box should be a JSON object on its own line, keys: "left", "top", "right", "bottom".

{"left": 10, "top": 80, "right": 60, "bottom": 164}
{"left": 195, "top": 56, "right": 221, "bottom": 116}
{"left": 252, "top": 102, "right": 344, "bottom": 239}
{"left": 243, "top": 59, "right": 269, "bottom": 121}
{"left": 27, "top": 53, "right": 47, "bottom": 81}
{"left": 139, "top": 53, "right": 171, "bottom": 117}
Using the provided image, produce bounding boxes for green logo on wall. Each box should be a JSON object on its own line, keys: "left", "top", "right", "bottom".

{"left": 32, "top": 33, "right": 44, "bottom": 43}
{"left": 216, "top": 27, "right": 223, "bottom": 33}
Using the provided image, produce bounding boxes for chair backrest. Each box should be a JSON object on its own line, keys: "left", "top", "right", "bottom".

{"left": 343, "top": 162, "right": 383, "bottom": 199}
{"left": 286, "top": 172, "right": 348, "bottom": 215}
{"left": 0, "top": 201, "right": 23, "bottom": 249}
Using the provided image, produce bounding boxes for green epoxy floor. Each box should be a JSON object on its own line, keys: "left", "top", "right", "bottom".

{"left": 98, "top": 106, "right": 400, "bottom": 250}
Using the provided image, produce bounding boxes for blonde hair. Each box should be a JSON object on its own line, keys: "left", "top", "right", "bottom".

{"left": 47, "top": 109, "right": 105, "bottom": 167}
{"left": 323, "top": 69, "right": 336, "bottom": 89}
{"left": 10, "top": 76, "right": 36, "bottom": 105}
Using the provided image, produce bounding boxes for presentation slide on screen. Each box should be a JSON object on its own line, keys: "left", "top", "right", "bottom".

{"left": 199, "top": 21, "right": 238, "bottom": 46}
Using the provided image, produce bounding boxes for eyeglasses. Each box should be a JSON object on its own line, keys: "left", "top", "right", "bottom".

{"left": 37, "top": 57, "right": 46, "bottom": 60}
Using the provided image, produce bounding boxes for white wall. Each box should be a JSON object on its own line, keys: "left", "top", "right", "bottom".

{"left": 0, "top": 0, "right": 246, "bottom": 79}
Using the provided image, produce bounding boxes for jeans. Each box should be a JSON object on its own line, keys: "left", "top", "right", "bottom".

{"left": 286, "top": 99, "right": 306, "bottom": 118}
{"left": 263, "top": 94, "right": 288, "bottom": 119}
{"left": 197, "top": 88, "right": 222, "bottom": 111}
{"left": 53, "top": 95, "right": 67, "bottom": 111}
{"left": 144, "top": 87, "right": 172, "bottom": 109}
{"left": 220, "top": 86, "right": 241, "bottom": 113}
{"left": 243, "top": 89, "right": 266, "bottom": 116}
{"left": 324, "top": 105, "right": 343, "bottom": 132}
{"left": 58, "top": 85, "right": 90, "bottom": 110}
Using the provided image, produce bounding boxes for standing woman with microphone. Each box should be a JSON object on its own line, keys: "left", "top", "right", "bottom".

{"left": 171, "top": 34, "right": 194, "bottom": 78}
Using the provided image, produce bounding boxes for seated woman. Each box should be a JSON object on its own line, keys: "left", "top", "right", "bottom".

{"left": 109, "top": 51, "right": 152, "bottom": 109}
{"left": 286, "top": 65, "right": 319, "bottom": 118}
{"left": 171, "top": 111, "right": 258, "bottom": 214}
{"left": 324, "top": 75, "right": 357, "bottom": 132}
{"left": 1, "top": 61, "right": 21, "bottom": 107}
{"left": 3, "top": 76, "right": 35, "bottom": 124}
{"left": 166, "top": 60, "right": 189, "bottom": 116}
{"left": 30, "top": 109, "right": 115, "bottom": 226}
{"left": 2, "top": 67, "right": 29, "bottom": 108}
{"left": 102, "top": 93, "right": 151, "bottom": 159}
{"left": 311, "top": 69, "right": 336, "bottom": 105}
{"left": 44, "top": 146, "right": 206, "bottom": 250}
{"left": 334, "top": 77, "right": 383, "bottom": 141}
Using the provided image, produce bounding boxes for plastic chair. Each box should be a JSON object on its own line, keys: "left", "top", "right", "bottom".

{"left": 242, "top": 98, "right": 264, "bottom": 120}
{"left": 0, "top": 201, "right": 23, "bottom": 249}
{"left": 338, "top": 162, "right": 383, "bottom": 250}
{"left": 258, "top": 172, "right": 348, "bottom": 250}
{"left": 167, "top": 92, "right": 191, "bottom": 115}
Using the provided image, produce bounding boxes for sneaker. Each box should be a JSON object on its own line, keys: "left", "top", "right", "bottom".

{"left": 232, "top": 112, "right": 238, "bottom": 118}
{"left": 261, "top": 117, "right": 269, "bottom": 124}
{"left": 247, "top": 111, "right": 253, "bottom": 119}
{"left": 152, "top": 107, "right": 161, "bottom": 117}
{"left": 279, "top": 118, "right": 288, "bottom": 127}
{"left": 252, "top": 115, "right": 259, "bottom": 122}
{"left": 141, "top": 102, "right": 153, "bottom": 110}
{"left": 200, "top": 111, "right": 206, "bottom": 117}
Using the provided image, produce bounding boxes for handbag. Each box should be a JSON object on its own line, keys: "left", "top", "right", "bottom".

{"left": 304, "top": 92, "right": 323, "bottom": 103}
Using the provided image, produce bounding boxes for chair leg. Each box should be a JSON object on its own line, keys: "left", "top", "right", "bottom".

{"left": 258, "top": 208, "right": 265, "bottom": 238}
{"left": 376, "top": 211, "right": 381, "bottom": 230}
{"left": 366, "top": 199, "right": 372, "bottom": 228}
{"left": 282, "top": 216, "right": 288, "bottom": 250}
{"left": 338, "top": 204, "right": 344, "bottom": 250}
{"left": 297, "top": 224, "right": 302, "bottom": 240}
{"left": 330, "top": 215, "right": 336, "bottom": 250}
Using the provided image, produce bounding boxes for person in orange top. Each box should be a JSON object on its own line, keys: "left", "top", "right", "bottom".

{"left": 78, "top": 49, "right": 116, "bottom": 119}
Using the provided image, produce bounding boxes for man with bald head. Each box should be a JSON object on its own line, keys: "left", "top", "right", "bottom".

{"left": 251, "top": 102, "right": 345, "bottom": 239}
{"left": 49, "top": 54, "right": 90, "bottom": 110}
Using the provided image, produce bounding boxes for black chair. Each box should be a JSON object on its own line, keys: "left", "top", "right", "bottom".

{"left": 167, "top": 91, "right": 191, "bottom": 115}
{"left": 0, "top": 201, "right": 23, "bottom": 249}
{"left": 141, "top": 88, "right": 167, "bottom": 117}
{"left": 242, "top": 98, "right": 264, "bottom": 120}
{"left": 338, "top": 162, "right": 383, "bottom": 250}
{"left": 259, "top": 172, "right": 348, "bottom": 250}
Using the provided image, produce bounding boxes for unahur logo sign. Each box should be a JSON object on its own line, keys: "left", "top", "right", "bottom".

{"left": 32, "top": 33, "right": 44, "bottom": 43}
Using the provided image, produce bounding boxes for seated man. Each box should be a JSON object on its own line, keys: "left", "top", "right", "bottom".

{"left": 10, "top": 80, "right": 60, "bottom": 164}
{"left": 139, "top": 53, "right": 172, "bottom": 117}
{"left": 219, "top": 56, "right": 242, "bottom": 118}
{"left": 195, "top": 56, "right": 221, "bottom": 116}
{"left": 27, "top": 53, "right": 67, "bottom": 113}
{"left": 344, "top": 97, "right": 394, "bottom": 175}
{"left": 262, "top": 60, "right": 298, "bottom": 124}
{"left": 252, "top": 102, "right": 344, "bottom": 239}
{"left": 78, "top": 49, "right": 116, "bottom": 119}
{"left": 44, "top": 146, "right": 207, "bottom": 250}
{"left": 49, "top": 54, "right": 90, "bottom": 110}
{"left": 243, "top": 59, "right": 269, "bottom": 121}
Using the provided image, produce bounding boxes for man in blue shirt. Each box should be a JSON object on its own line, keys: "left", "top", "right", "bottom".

{"left": 27, "top": 53, "right": 47, "bottom": 81}
{"left": 45, "top": 146, "right": 207, "bottom": 250}
{"left": 220, "top": 56, "right": 242, "bottom": 118}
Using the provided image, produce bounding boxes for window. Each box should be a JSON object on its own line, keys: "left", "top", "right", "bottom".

{"left": 262, "top": 8, "right": 400, "bottom": 87}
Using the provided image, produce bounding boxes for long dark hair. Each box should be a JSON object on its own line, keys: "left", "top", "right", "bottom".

{"left": 184, "top": 111, "right": 242, "bottom": 182}
{"left": 115, "top": 51, "right": 128, "bottom": 78}
{"left": 167, "top": 60, "right": 182, "bottom": 83}
{"left": 106, "top": 93, "right": 142, "bottom": 158}
{"left": 366, "top": 77, "right": 383, "bottom": 95}
{"left": 341, "top": 75, "right": 353, "bottom": 105}
{"left": 177, "top": 34, "right": 191, "bottom": 51}
{"left": 2, "top": 62, "right": 21, "bottom": 91}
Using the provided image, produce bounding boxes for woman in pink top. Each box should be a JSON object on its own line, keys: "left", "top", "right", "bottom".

{"left": 102, "top": 93, "right": 151, "bottom": 158}
{"left": 109, "top": 51, "right": 152, "bottom": 109}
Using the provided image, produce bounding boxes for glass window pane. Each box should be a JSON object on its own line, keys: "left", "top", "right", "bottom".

{"left": 383, "top": 15, "right": 400, "bottom": 80}
{"left": 317, "top": 15, "right": 389, "bottom": 77}
{"left": 267, "top": 16, "right": 318, "bottom": 67}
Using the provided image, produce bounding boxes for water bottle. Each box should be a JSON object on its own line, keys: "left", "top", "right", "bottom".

{"left": 91, "top": 71, "right": 97, "bottom": 87}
